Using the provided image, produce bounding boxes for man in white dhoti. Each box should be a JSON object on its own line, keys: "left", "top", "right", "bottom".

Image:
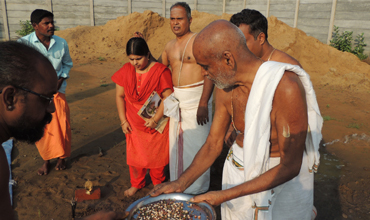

{"left": 151, "top": 20, "right": 322, "bottom": 220}
{"left": 160, "top": 2, "right": 214, "bottom": 194}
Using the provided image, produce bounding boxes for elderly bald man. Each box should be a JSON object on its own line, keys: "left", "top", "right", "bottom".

{"left": 150, "top": 20, "right": 322, "bottom": 220}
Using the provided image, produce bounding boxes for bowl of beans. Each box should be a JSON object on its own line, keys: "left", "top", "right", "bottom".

{"left": 125, "top": 193, "right": 216, "bottom": 220}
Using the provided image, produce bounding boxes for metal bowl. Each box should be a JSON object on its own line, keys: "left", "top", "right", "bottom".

{"left": 125, "top": 193, "right": 217, "bottom": 220}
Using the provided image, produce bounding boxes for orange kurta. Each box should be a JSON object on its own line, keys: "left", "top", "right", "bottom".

{"left": 36, "top": 92, "right": 71, "bottom": 160}
{"left": 111, "top": 62, "right": 173, "bottom": 168}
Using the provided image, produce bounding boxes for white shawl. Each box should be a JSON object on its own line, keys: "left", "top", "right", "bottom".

{"left": 243, "top": 61, "right": 323, "bottom": 213}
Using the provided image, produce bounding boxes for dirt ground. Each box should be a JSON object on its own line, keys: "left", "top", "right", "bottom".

{"left": 9, "top": 10, "right": 370, "bottom": 220}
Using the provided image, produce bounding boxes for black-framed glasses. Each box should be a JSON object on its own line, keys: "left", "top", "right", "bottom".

{"left": 14, "top": 86, "right": 54, "bottom": 104}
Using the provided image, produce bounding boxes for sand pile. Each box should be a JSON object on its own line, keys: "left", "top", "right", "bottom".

{"left": 56, "top": 10, "right": 370, "bottom": 92}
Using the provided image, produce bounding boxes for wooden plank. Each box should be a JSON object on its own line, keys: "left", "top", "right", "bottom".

{"left": 128, "top": 0, "right": 131, "bottom": 14}
{"left": 162, "top": 0, "right": 165, "bottom": 17}
{"left": 266, "top": 0, "right": 271, "bottom": 17}
{"left": 222, "top": 0, "right": 225, "bottom": 13}
{"left": 90, "top": 0, "right": 94, "bottom": 26}
{"left": 48, "top": 0, "right": 52, "bottom": 12}
{"left": 294, "top": 0, "right": 299, "bottom": 28}
{"left": 327, "top": 0, "right": 337, "bottom": 44}
{"left": 1, "top": 0, "right": 9, "bottom": 40}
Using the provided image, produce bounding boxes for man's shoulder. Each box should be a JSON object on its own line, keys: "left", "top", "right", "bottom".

{"left": 52, "top": 35, "right": 67, "bottom": 43}
{"left": 274, "top": 50, "right": 301, "bottom": 67}
{"left": 18, "top": 32, "right": 35, "bottom": 41}
{"left": 164, "top": 39, "right": 176, "bottom": 50}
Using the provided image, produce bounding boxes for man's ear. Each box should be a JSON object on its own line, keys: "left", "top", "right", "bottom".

{"left": 222, "top": 51, "right": 235, "bottom": 68}
{"left": 189, "top": 17, "right": 193, "bottom": 24}
{"left": 32, "top": 22, "right": 38, "bottom": 30}
{"left": 257, "top": 32, "right": 266, "bottom": 45}
{"left": 2, "top": 86, "right": 17, "bottom": 111}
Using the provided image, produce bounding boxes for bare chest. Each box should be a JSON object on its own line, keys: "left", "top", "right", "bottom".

{"left": 227, "top": 87, "right": 249, "bottom": 133}
{"left": 167, "top": 45, "right": 196, "bottom": 67}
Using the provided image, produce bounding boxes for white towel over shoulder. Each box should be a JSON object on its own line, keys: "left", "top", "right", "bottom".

{"left": 243, "top": 61, "right": 323, "bottom": 213}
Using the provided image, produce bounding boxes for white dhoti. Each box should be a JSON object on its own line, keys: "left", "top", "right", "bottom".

{"left": 221, "top": 62, "right": 323, "bottom": 220}
{"left": 164, "top": 81, "right": 213, "bottom": 194}
{"left": 222, "top": 142, "right": 314, "bottom": 220}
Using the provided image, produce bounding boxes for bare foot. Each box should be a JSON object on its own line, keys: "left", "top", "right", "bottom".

{"left": 124, "top": 187, "right": 139, "bottom": 197}
{"left": 55, "top": 158, "right": 66, "bottom": 170}
{"left": 37, "top": 160, "right": 50, "bottom": 175}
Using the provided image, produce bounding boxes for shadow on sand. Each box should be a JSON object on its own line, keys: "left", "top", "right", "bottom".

{"left": 69, "top": 128, "right": 125, "bottom": 164}
{"left": 314, "top": 140, "right": 343, "bottom": 220}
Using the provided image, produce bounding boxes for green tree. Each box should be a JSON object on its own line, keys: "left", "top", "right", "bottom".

{"left": 330, "top": 26, "right": 368, "bottom": 60}
{"left": 15, "top": 20, "right": 34, "bottom": 37}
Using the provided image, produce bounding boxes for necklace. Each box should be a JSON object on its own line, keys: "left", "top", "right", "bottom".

{"left": 267, "top": 48, "right": 276, "bottom": 61}
{"left": 231, "top": 87, "right": 245, "bottom": 135}
{"left": 178, "top": 33, "right": 197, "bottom": 86}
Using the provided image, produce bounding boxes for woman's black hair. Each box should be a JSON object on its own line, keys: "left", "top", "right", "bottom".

{"left": 126, "top": 37, "right": 150, "bottom": 56}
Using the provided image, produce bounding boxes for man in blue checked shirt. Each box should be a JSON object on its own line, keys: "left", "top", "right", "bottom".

{"left": 19, "top": 9, "right": 73, "bottom": 176}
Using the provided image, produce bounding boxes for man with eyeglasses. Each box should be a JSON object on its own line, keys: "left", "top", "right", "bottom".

{"left": 18, "top": 9, "right": 73, "bottom": 175}
{"left": 0, "top": 41, "right": 125, "bottom": 220}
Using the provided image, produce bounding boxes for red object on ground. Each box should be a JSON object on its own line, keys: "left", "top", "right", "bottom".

{"left": 75, "top": 188, "right": 101, "bottom": 202}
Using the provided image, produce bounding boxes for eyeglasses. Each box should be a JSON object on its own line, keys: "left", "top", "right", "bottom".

{"left": 14, "top": 86, "right": 54, "bottom": 104}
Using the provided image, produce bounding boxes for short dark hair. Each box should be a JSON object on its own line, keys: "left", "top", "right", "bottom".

{"left": 0, "top": 41, "right": 50, "bottom": 90}
{"left": 170, "top": 2, "right": 191, "bottom": 20}
{"left": 31, "top": 9, "right": 54, "bottom": 24}
{"left": 126, "top": 37, "right": 150, "bottom": 56}
{"left": 230, "top": 9, "right": 268, "bottom": 40}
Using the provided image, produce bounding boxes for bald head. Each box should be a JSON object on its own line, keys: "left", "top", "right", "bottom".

{"left": 193, "top": 20, "right": 249, "bottom": 60}
{"left": 193, "top": 20, "right": 257, "bottom": 89}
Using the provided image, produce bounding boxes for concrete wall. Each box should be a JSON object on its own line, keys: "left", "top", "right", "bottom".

{"left": 1, "top": 0, "right": 369, "bottom": 54}
{"left": 94, "top": 0, "right": 128, "bottom": 26}
{"left": 296, "top": 0, "right": 333, "bottom": 44}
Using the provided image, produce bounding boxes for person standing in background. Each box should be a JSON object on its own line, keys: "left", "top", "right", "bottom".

{"left": 19, "top": 9, "right": 73, "bottom": 175}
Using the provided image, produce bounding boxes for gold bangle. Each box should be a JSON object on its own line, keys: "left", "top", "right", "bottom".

{"left": 152, "top": 118, "right": 158, "bottom": 125}
{"left": 120, "top": 121, "right": 127, "bottom": 126}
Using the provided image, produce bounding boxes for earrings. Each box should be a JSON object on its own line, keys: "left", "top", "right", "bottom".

{"left": 7, "top": 106, "right": 13, "bottom": 110}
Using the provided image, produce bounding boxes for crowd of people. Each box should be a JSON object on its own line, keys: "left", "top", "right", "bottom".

{"left": 0, "top": 2, "right": 322, "bottom": 220}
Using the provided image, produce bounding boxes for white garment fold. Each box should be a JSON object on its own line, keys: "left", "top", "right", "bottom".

{"left": 222, "top": 143, "right": 314, "bottom": 220}
{"left": 222, "top": 61, "right": 322, "bottom": 220}
{"left": 164, "top": 81, "right": 213, "bottom": 194}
